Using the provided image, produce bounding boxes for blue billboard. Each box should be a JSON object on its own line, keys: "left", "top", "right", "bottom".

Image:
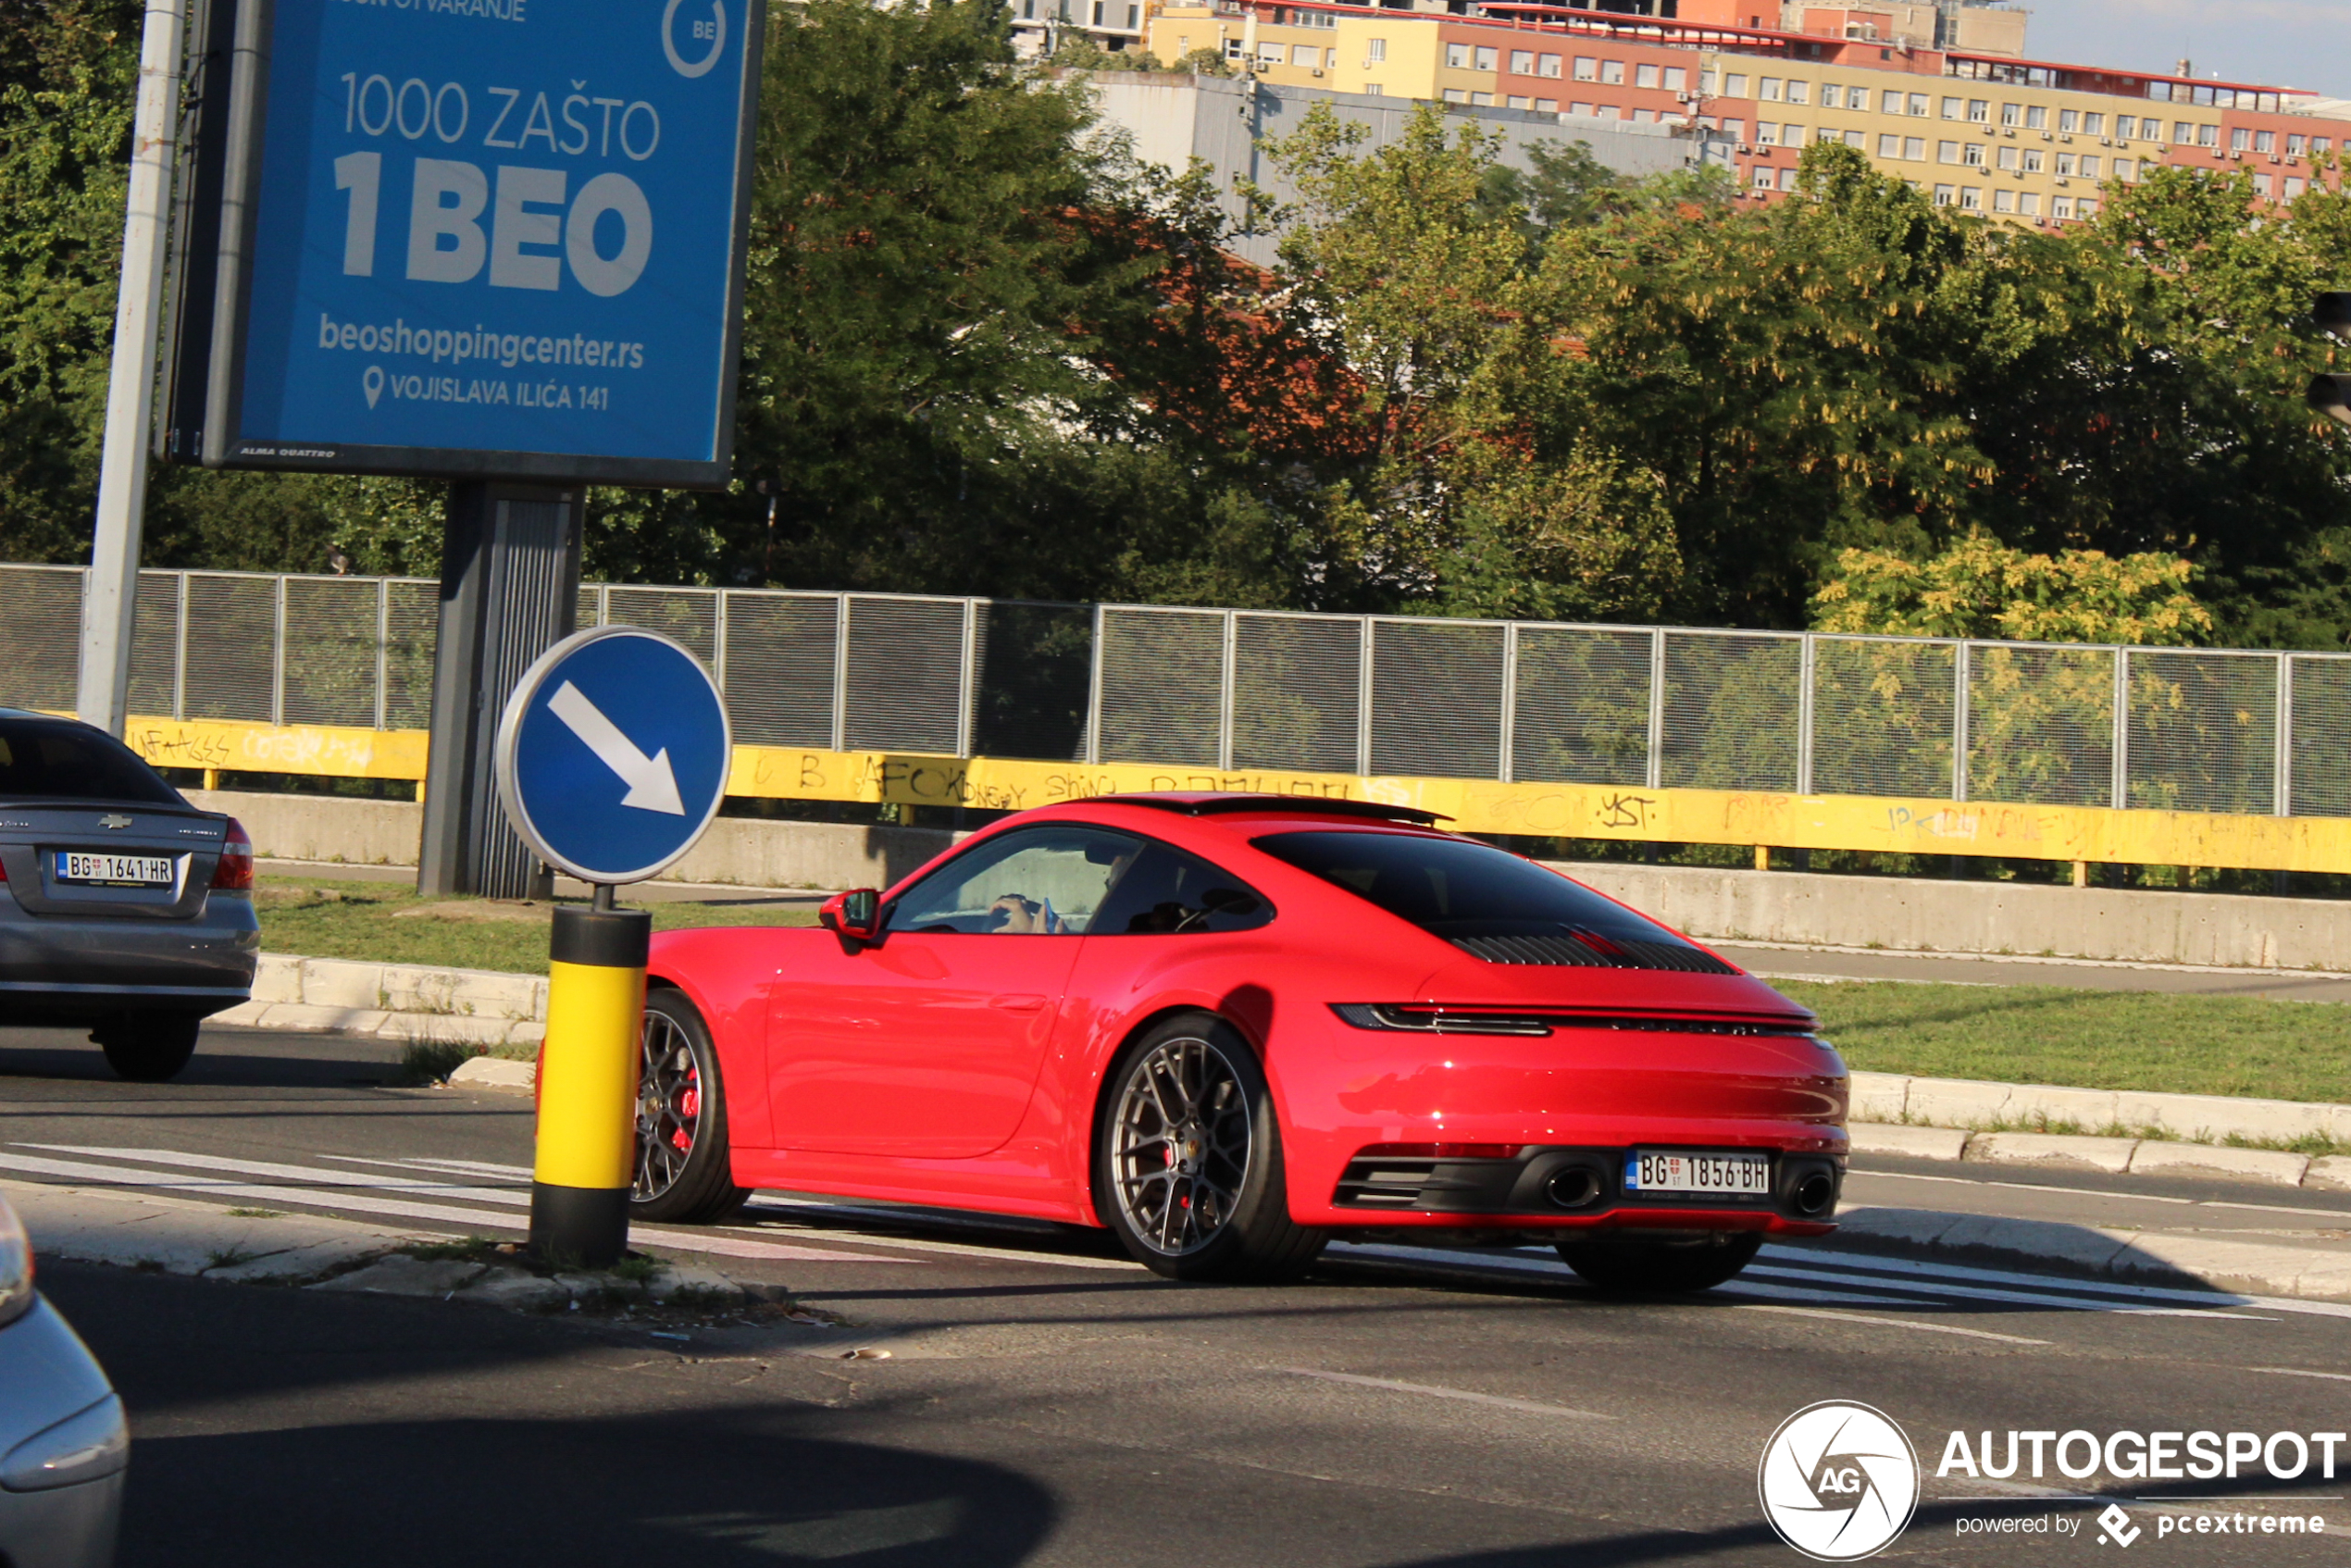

{"left": 190, "top": 0, "right": 762, "bottom": 486}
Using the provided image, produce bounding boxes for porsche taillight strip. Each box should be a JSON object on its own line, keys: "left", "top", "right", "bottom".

{"left": 1328, "top": 1003, "right": 1814, "bottom": 1039}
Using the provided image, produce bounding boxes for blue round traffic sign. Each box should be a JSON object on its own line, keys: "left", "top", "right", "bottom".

{"left": 493, "top": 627, "right": 730, "bottom": 885}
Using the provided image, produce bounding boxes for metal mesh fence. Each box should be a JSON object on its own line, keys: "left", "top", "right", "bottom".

{"left": 1511, "top": 626, "right": 1649, "bottom": 786}
{"left": 281, "top": 577, "right": 381, "bottom": 728}
{"left": 1234, "top": 613, "right": 1361, "bottom": 775}
{"left": 11, "top": 562, "right": 2351, "bottom": 832}
{"left": 1098, "top": 607, "right": 1224, "bottom": 768}
{"left": 1661, "top": 631, "right": 1800, "bottom": 791}
{"left": 181, "top": 574, "right": 278, "bottom": 723}
{"left": 1811, "top": 637, "right": 1956, "bottom": 800}
{"left": 2292, "top": 655, "right": 2351, "bottom": 818}
{"left": 2127, "top": 651, "right": 2277, "bottom": 815}
{"left": 1371, "top": 619, "right": 1504, "bottom": 778}
{"left": 0, "top": 566, "right": 82, "bottom": 713}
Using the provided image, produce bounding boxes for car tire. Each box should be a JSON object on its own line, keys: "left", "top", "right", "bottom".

{"left": 92, "top": 1013, "right": 201, "bottom": 1082}
{"left": 629, "top": 989, "right": 749, "bottom": 1226}
{"left": 1094, "top": 1012, "right": 1326, "bottom": 1284}
{"left": 1554, "top": 1231, "right": 1763, "bottom": 1294}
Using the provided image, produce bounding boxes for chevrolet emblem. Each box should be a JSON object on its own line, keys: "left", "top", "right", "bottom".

{"left": 98, "top": 814, "right": 133, "bottom": 829}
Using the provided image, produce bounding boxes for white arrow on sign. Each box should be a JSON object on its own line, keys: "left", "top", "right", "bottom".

{"left": 546, "top": 680, "right": 686, "bottom": 815}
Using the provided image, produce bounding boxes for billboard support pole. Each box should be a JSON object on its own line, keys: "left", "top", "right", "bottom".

{"left": 417, "top": 482, "right": 583, "bottom": 899}
{"left": 78, "top": 0, "right": 188, "bottom": 735}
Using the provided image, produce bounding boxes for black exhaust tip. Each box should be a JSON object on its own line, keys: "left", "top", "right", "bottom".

{"left": 1792, "top": 1171, "right": 1836, "bottom": 1217}
{"left": 1545, "top": 1166, "right": 1602, "bottom": 1210}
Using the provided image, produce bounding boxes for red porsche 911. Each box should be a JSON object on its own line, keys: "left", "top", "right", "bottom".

{"left": 633, "top": 793, "right": 1848, "bottom": 1293}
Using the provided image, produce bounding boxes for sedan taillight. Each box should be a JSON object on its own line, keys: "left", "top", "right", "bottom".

{"left": 212, "top": 817, "right": 255, "bottom": 890}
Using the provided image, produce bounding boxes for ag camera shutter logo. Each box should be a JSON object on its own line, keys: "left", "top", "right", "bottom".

{"left": 1759, "top": 1401, "right": 1921, "bottom": 1561}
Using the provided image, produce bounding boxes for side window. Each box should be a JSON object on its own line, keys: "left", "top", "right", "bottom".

{"left": 1090, "top": 843, "right": 1274, "bottom": 935}
{"left": 886, "top": 827, "right": 1141, "bottom": 935}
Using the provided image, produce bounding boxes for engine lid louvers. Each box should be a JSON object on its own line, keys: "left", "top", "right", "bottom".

{"left": 1450, "top": 929, "right": 1738, "bottom": 975}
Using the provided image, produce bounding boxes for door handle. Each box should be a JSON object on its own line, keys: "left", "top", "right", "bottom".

{"left": 989, "top": 994, "right": 1048, "bottom": 1012}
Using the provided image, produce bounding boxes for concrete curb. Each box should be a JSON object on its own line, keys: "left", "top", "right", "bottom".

{"left": 1825, "top": 1205, "right": 2351, "bottom": 1302}
{"left": 1848, "top": 1122, "right": 2351, "bottom": 1190}
{"left": 214, "top": 953, "right": 547, "bottom": 1049}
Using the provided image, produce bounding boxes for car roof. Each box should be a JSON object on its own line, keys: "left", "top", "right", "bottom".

{"left": 1080, "top": 791, "right": 1449, "bottom": 828}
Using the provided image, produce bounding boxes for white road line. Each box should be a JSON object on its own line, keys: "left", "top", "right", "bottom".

{"left": 1765, "top": 1246, "right": 2351, "bottom": 1320}
{"left": 22, "top": 1144, "right": 530, "bottom": 1207}
{"left": 0, "top": 1151, "right": 906, "bottom": 1265}
{"left": 1275, "top": 1368, "right": 1614, "bottom": 1419}
{"left": 2245, "top": 1366, "right": 2351, "bottom": 1385}
{"left": 325, "top": 1154, "right": 534, "bottom": 1182}
{"left": 726, "top": 1217, "right": 1146, "bottom": 1273}
{"left": 1731, "top": 1305, "right": 2051, "bottom": 1346}
{"left": 1852, "top": 1169, "right": 2198, "bottom": 1206}
{"left": 1716, "top": 1277, "right": 1979, "bottom": 1310}
{"left": 1739, "top": 1262, "right": 2273, "bottom": 1320}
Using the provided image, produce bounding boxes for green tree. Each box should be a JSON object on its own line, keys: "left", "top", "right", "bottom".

{"left": 1811, "top": 531, "right": 2212, "bottom": 645}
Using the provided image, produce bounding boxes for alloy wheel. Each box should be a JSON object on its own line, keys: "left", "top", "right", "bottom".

{"left": 634, "top": 1009, "right": 703, "bottom": 1202}
{"left": 1110, "top": 1035, "right": 1252, "bottom": 1256}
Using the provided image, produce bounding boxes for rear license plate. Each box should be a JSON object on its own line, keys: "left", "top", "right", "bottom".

{"left": 55, "top": 852, "right": 174, "bottom": 888}
{"left": 1624, "top": 1150, "right": 1771, "bottom": 1196}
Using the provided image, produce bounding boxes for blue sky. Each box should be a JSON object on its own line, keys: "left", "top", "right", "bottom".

{"left": 2021, "top": 1, "right": 2351, "bottom": 98}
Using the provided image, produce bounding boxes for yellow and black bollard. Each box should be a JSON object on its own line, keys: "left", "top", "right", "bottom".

{"left": 529, "top": 897, "right": 651, "bottom": 1267}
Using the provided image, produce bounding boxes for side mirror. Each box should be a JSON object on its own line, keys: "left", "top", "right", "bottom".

{"left": 820, "top": 888, "right": 882, "bottom": 944}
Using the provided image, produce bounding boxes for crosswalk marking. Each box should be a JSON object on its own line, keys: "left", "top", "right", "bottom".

{"left": 1733, "top": 1304, "right": 2051, "bottom": 1346}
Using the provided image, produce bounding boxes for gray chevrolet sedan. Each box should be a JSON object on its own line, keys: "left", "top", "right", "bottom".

{"left": 0, "top": 1191, "right": 126, "bottom": 1568}
{"left": 0, "top": 710, "right": 259, "bottom": 1080}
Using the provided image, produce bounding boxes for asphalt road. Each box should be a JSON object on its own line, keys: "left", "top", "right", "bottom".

{"left": 9, "top": 1022, "right": 2351, "bottom": 1566}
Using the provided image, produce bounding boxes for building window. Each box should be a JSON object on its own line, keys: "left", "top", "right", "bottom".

{"left": 2289, "top": 133, "right": 2307, "bottom": 156}
{"left": 1885, "top": 90, "right": 1906, "bottom": 115}
{"left": 2052, "top": 194, "right": 2073, "bottom": 218}
{"left": 2116, "top": 116, "right": 2136, "bottom": 140}
{"left": 1753, "top": 167, "right": 1775, "bottom": 189}
{"left": 2000, "top": 102, "right": 2021, "bottom": 126}
{"left": 1723, "top": 116, "right": 1742, "bottom": 137}
{"left": 2231, "top": 127, "right": 2250, "bottom": 152}
{"left": 1819, "top": 83, "right": 1841, "bottom": 109}
{"left": 1290, "top": 44, "right": 1313, "bottom": 65}
{"left": 1969, "top": 99, "right": 1989, "bottom": 123}
{"left": 1534, "top": 97, "right": 1555, "bottom": 111}
{"left": 1364, "top": 83, "right": 1384, "bottom": 96}
{"left": 1598, "top": 103, "right": 1621, "bottom": 118}
{"left": 1963, "top": 142, "right": 1985, "bottom": 167}
{"left": 1601, "top": 58, "right": 1624, "bottom": 84}
{"left": 1474, "top": 46, "right": 1496, "bottom": 71}
{"left": 1785, "top": 80, "right": 1809, "bottom": 105}
{"left": 2173, "top": 120, "right": 2194, "bottom": 143}
{"left": 1938, "top": 141, "right": 1960, "bottom": 164}
{"left": 1635, "top": 107, "right": 1658, "bottom": 122}
{"left": 2021, "top": 148, "right": 2044, "bottom": 171}
{"left": 1540, "top": 53, "right": 1561, "bottom": 77}
{"left": 2020, "top": 192, "right": 2041, "bottom": 215}
{"left": 2198, "top": 123, "right": 2218, "bottom": 147}
{"left": 2287, "top": 176, "right": 2307, "bottom": 197}
{"left": 2254, "top": 171, "right": 2273, "bottom": 195}
{"left": 1574, "top": 56, "right": 1597, "bottom": 81}
{"left": 1758, "top": 123, "right": 1779, "bottom": 144}
{"left": 1368, "top": 37, "right": 1386, "bottom": 60}
{"left": 1441, "top": 87, "right": 1465, "bottom": 103}
{"left": 1909, "top": 93, "right": 1929, "bottom": 117}
{"left": 2257, "top": 130, "right": 2276, "bottom": 153}
{"left": 1779, "top": 167, "right": 1798, "bottom": 191}
{"left": 1224, "top": 37, "right": 1242, "bottom": 58}
{"left": 2078, "top": 195, "right": 2098, "bottom": 216}
{"left": 2055, "top": 152, "right": 2074, "bottom": 175}
{"left": 2319, "top": 138, "right": 2334, "bottom": 154}
{"left": 1876, "top": 132, "right": 1899, "bottom": 157}
{"left": 1759, "top": 76, "right": 1783, "bottom": 101}
{"left": 2023, "top": 105, "right": 2046, "bottom": 130}
{"left": 2084, "top": 113, "right": 2104, "bottom": 135}
{"left": 1939, "top": 95, "right": 1959, "bottom": 119}
{"left": 1934, "top": 182, "right": 1956, "bottom": 205}
{"left": 1904, "top": 136, "right": 1925, "bottom": 160}
{"left": 1445, "top": 42, "right": 1467, "bottom": 68}
{"left": 1724, "top": 72, "right": 1748, "bottom": 97}
{"left": 1511, "top": 49, "right": 1534, "bottom": 74}
{"left": 1993, "top": 188, "right": 2015, "bottom": 212}
{"left": 1997, "top": 145, "right": 2020, "bottom": 170}
{"left": 1844, "top": 129, "right": 1864, "bottom": 148}
{"left": 1960, "top": 186, "right": 1983, "bottom": 210}
{"left": 1664, "top": 67, "right": 1686, "bottom": 91}
{"left": 2079, "top": 155, "right": 2100, "bottom": 178}
{"left": 1258, "top": 41, "right": 1280, "bottom": 61}
{"left": 2114, "top": 157, "right": 2134, "bottom": 180}
{"left": 1471, "top": 91, "right": 1492, "bottom": 105}
{"left": 2058, "top": 109, "right": 2079, "bottom": 133}
{"left": 1636, "top": 63, "right": 1659, "bottom": 88}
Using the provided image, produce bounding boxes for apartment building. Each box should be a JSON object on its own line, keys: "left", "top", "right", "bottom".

{"left": 1144, "top": 0, "right": 2351, "bottom": 230}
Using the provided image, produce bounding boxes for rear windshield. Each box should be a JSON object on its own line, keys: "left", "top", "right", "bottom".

{"left": 1251, "top": 830, "right": 1690, "bottom": 948}
{"left": 0, "top": 718, "right": 182, "bottom": 804}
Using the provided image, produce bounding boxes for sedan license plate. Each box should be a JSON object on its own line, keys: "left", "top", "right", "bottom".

{"left": 1624, "top": 1150, "right": 1771, "bottom": 1196}
{"left": 55, "top": 852, "right": 174, "bottom": 888}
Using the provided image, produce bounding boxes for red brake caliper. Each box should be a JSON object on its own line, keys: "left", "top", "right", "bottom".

{"left": 672, "top": 1069, "right": 700, "bottom": 1152}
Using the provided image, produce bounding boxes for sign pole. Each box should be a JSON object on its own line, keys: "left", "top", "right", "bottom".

{"left": 78, "top": 0, "right": 187, "bottom": 736}
{"left": 529, "top": 890, "right": 650, "bottom": 1267}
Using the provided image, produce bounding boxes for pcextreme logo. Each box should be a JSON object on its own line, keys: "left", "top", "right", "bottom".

{"left": 1759, "top": 1401, "right": 1922, "bottom": 1562}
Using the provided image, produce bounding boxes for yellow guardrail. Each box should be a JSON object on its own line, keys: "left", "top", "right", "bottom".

{"left": 123, "top": 716, "right": 2351, "bottom": 875}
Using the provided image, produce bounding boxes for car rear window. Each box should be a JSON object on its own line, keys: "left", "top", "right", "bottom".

{"left": 1250, "top": 830, "right": 1733, "bottom": 972}
{"left": 0, "top": 718, "right": 182, "bottom": 804}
